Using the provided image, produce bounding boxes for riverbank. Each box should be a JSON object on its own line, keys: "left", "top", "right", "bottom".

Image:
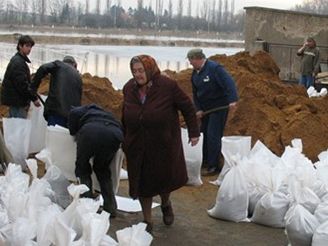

{"left": 0, "top": 24, "right": 244, "bottom": 48}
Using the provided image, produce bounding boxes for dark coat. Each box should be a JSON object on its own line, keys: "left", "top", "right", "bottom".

{"left": 1, "top": 52, "right": 37, "bottom": 107}
{"left": 122, "top": 75, "right": 200, "bottom": 199}
{"left": 31, "top": 60, "right": 82, "bottom": 119}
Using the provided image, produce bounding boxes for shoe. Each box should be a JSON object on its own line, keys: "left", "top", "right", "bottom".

{"left": 201, "top": 167, "right": 219, "bottom": 176}
{"left": 143, "top": 221, "right": 153, "bottom": 234}
{"left": 161, "top": 201, "right": 174, "bottom": 226}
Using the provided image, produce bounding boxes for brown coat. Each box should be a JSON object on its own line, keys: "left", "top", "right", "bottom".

{"left": 122, "top": 75, "right": 200, "bottom": 199}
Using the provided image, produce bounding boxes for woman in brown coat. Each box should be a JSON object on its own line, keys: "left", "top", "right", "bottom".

{"left": 122, "top": 55, "right": 200, "bottom": 233}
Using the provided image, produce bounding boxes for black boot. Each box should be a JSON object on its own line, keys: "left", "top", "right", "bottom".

{"left": 79, "top": 176, "right": 93, "bottom": 198}
{"left": 98, "top": 175, "right": 117, "bottom": 218}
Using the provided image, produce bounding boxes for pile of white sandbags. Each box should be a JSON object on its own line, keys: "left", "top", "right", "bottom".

{"left": 208, "top": 136, "right": 328, "bottom": 245}
{"left": 0, "top": 163, "right": 152, "bottom": 246}
{"left": 307, "top": 86, "right": 327, "bottom": 98}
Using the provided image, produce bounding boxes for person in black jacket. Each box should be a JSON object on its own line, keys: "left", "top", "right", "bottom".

{"left": 30, "top": 56, "right": 83, "bottom": 127}
{"left": 68, "top": 104, "right": 123, "bottom": 218}
{"left": 1, "top": 35, "right": 40, "bottom": 118}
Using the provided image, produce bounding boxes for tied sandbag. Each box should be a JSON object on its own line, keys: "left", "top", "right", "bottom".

{"left": 312, "top": 220, "right": 328, "bottom": 246}
{"left": 251, "top": 191, "right": 289, "bottom": 228}
{"left": 208, "top": 156, "right": 249, "bottom": 222}
{"left": 181, "top": 128, "right": 203, "bottom": 186}
{"left": 3, "top": 117, "right": 32, "bottom": 167}
{"left": 314, "top": 201, "right": 328, "bottom": 224}
{"left": 285, "top": 204, "right": 320, "bottom": 246}
{"left": 215, "top": 136, "right": 251, "bottom": 186}
{"left": 116, "top": 223, "right": 153, "bottom": 246}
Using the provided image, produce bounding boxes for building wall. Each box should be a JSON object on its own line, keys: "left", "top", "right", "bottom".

{"left": 244, "top": 7, "right": 328, "bottom": 81}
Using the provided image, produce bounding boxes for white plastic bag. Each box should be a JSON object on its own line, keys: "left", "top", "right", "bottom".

{"left": 312, "top": 220, "right": 328, "bottom": 246}
{"left": 181, "top": 128, "right": 203, "bottom": 186}
{"left": 285, "top": 204, "right": 319, "bottom": 246}
{"left": 28, "top": 97, "right": 47, "bottom": 154}
{"left": 3, "top": 117, "right": 32, "bottom": 167}
{"left": 116, "top": 223, "right": 153, "bottom": 246}
{"left": 216, "top": 136, "right": 251, "bottom": 185}
{"left": 208, "top": 156, "right": 249, "bottom": 222}
{"left": 314, "top": 202, "right": 328, "bottom": 224}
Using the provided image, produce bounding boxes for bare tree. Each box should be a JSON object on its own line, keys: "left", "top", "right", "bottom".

{"left": 168, "top": 0, "right": 173, "bottom": 19}
{"left": 187, "top": 0, "right": 192, "bottom": 17}
{"left": 106, "top": 0, "right": 112, "bottom": 14}
{"left": 85, "top": 0, "right": 89, "bottom": 14}
{"left": 217, "top": 0, "right": 222, "bottom": 28}
{"left": 294, "top": 0, "right": 328, "bottom": 14}
{"left": 96, "top": 0, "right": 100, "bottom": 14}
{"left": 200, "top": 0, "right": 209, "bottom": 20}
{"left": 223, "top": 0, "right": 228, "bottom": 25}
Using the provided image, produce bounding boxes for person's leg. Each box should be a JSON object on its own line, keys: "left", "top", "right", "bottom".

{"left": 299, "top": 75, "right": 307, "bottom": 88}
{"left": 201, "top": 116, "right": 209, "bottom": 169}
{"left": 75, "top": 136, "right": 93, "bottom": 198}
{"left": 93, "top": 151, "right": 117, "bottom": 217}
{"left": 93, "top": 129, "right": 121, "bottom": 217}
{"left": 306, "top": 75, "right": 314, "bottom": 88}
{"left": 139, "top": 196, "right": 153, "bottom": 232}
{"left": 206, "top": 109, "right": 229, "bottom": 173}
{"left": 9, "top": 106, "right": 28, "bottom": 118}
{"left": 160, "top": 192, "right": 174, "bottom": 225}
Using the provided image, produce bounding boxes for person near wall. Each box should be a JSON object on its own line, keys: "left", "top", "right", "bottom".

{"left": 68, "top": 104, "right": 123, "bottom": 218}
{"left": 30, "top": 56, "right": 83, "bottom": 128}
{"left": 187, "top": 48, "right": 238, "bottom": 176}
{"left": 122, "top": 54, "right": 200, "bottom": 233}
{"left": 1, "top": 35, "right": 40, "bottom": 118}
{"left": 297, "top": 37, "right": 320, "bottom": 89}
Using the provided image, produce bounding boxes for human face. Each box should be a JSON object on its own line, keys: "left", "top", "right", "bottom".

{"left": 188, "top": 58, "right": 204, "bottom": 70}
{"left": 19, "top": 44, "right": 33, "bottom": 56}
{"left": 132, "top": 62, "right": 148, "bottom": 86}
{"left": 307, "top": 39, "right": 315, "bottom": 48}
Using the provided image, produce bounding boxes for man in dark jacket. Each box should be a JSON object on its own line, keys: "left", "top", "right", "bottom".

{"left": 187, "top": 48, "right": 238, "bottom": 176}
{"left": 68, "top": 104, "right": 123, "bottom": 217}
{"left": 1, "top": 35, "right": 40, "bottom": 118}
{"left": 30, "top": 56, "right": 83, "bottom": 127}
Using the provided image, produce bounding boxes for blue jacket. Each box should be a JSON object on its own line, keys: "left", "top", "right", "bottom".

{"left": 191, "top": 59, "right": 238, "bottom": 111}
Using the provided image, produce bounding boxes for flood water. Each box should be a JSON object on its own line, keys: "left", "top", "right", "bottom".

{"left": 0, "top": 43, "right": 243, "bottom": 89}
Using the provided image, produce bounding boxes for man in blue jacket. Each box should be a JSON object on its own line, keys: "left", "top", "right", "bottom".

{"left": 187, "top": 48, "right": 238, "bottom": 176}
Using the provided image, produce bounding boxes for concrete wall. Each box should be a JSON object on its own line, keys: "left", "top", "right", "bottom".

{"left": 244, "top": 7, "right": 328, "bottom": 81}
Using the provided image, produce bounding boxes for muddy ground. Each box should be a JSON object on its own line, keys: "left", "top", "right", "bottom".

{"left": 109, "top": 175, "right": 288, "bottom": 246}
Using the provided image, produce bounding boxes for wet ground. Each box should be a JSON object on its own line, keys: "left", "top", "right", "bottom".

{"left": 108, "top": 175, "right": 288, "bottom": 246}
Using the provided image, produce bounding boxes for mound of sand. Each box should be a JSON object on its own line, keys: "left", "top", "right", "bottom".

{"left": 1, "top": 50, "right": 327, "bottom": 161}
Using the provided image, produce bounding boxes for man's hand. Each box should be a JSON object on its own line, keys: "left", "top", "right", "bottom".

{"left": 33, "top": 99, "right": 41, "bottom": 107}
{"left": 229, "top": 102, "right": 237, "bottom": 114}
{"left": 189, "top": 137, "right": 199, "bottom": 146}
{"left": 196, "top": 110, "right": 204, "bottom": 119}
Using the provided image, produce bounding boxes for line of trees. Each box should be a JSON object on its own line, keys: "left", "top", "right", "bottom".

{"left": 0, "top": 0, "right": 244, "bottom": 33}
{"left": 293, "top": 0, "right": 328, "bottom": 15}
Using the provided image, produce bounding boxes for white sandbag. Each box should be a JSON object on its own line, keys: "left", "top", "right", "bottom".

{"left": 100, "top": 235, "right": 119, "bottom": 246}
{"left": 52, "top": 216, "right": 77, "bottom": 246}
{"left": 36, "top": 204, "right": 63, "bottom": 246}
{"left": 181, "top": 128, "right": 203, "bottom": 186}
{"left": 116, "top": 223, "right": 153, "bottom": 246}
{"left": 28, "top": 97, "right": 47, "bottom": 154}
{"left": 251, "top": 191, "right": 289, "bottom": 228}
{"left": 39, "top": 125, "right": 123, "bottom": 194}
{"left": 11, "top": 217, "right": 36, "bottom": 246}
{"left": 314, "top": 202, "right": 328, "bottom": 224}
{"left": 42, "top": 165, "right": 72, "bottom": 208}
{"left": 3, "top": 117, "right": 32, "bottom": 167}
{"left": 312, "top": 220, "right": 328, "bottom": 246}
{"left": 285, "top": 204, "right": 319, "bottom": 246}
{"left": 216, "top": 136, "right": 251, "bottom": 185}
{"left": 208, "top": 157, "right": 249, "bottom": 222}
{"left": 78, "top": 211, "right": 110, "bottom": 245}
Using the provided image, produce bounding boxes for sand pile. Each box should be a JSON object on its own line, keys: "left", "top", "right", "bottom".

{"left": 0, "top": 50, "right": 327, "bottom": 161}
{"left": 168, "top": 51, "right": 328, "bottom": 161}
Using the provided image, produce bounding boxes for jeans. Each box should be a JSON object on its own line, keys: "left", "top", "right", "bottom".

{"left": 201, "top": 108, "right": 229, "bottom": 170}
{"left": 299, "top": 75, "right": 314, "bottom": 89}
{"left": 47, "top": 114, "right": 68, "bottom": 128}
{"left": 9, "top": 106, "right": 28, "bottom": 118}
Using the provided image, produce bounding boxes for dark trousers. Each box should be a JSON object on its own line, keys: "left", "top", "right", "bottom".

{"left": 201, "top": 108, "right": 229, "bottom": 170}
{"left": 75, "top": 122, "right": 122, "bottom": 213}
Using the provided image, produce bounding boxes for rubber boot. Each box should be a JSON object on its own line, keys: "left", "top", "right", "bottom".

{"left": 79, "top": 176, "right": 93, "bottom": 198}
{"left": 98, "top": 175, "right": 117, "bottom": 218}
